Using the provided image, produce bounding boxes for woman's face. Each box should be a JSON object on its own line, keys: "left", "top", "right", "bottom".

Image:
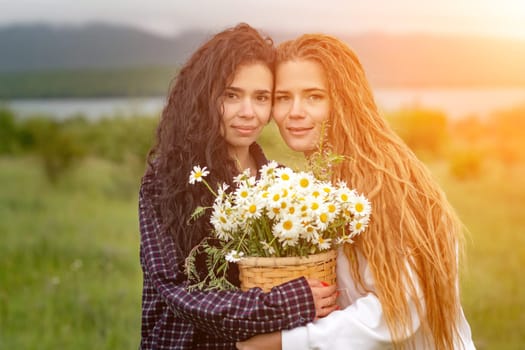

{"left": 273, "top": 59, "right": 330, "bottom": 155}
{"left": 220, "top": 62, "right": 273, "bottom": 155}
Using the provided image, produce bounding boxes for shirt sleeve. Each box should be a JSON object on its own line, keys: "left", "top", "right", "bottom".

{"left": 282, "top": 293, "right": 401, "bottom": 349}
{"left": 139, "top": 172, "right": 316, "bottom": 341}
{"left": 281, "top": 249, "right": 422, "bottom": 350}
{"left": 282, "top": 247, "right": 476, "bottom": 350}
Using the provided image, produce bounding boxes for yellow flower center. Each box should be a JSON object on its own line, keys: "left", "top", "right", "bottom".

{"left": 282, "top": 173, "right": 290, "bottom": 180}
{"left": 355, "top": 203, "right": 364, "bottom": 212}
{"left": 249, "top": 204, "right": 257, "bottom": 214}
{"left": 356, "top": 222, "right": 362, "bottom": 230}
{"left": 283, "top": 220, "right": 293, "bottom": 230}
{"left": 320, "top": 213, "right": 328, "bottom": 223}
{"left": 341, "top": 194, "right": 348, "bottom": 201}
{"left": 300, "top": 178, "right": 309, "bottom": 187}
{"left": 328, "top": 204, "right": 336, "bottom": 213}
{"left": 311, "top": 202, "right": 319, "bottom": 210}
{"left": 241, "top": 191, "right": 248, "bottom": 198}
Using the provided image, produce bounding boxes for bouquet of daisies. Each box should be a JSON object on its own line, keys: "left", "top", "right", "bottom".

{"left": 185, "top": 161, "right": 371, "bottom": 290}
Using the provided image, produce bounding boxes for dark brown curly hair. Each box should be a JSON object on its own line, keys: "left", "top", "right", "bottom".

{"left": 147, "top": 23, "right": 275, "bottom": 257}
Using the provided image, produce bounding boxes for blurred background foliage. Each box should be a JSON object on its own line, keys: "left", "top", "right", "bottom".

{"left": 3, "top": 103, "right": 525, "bottom": 184}
{"left": 1, "top": 104, "right": 524, "bottom": 349}
{"left": 0, "top": 66, "right": 177, "bottom": 98}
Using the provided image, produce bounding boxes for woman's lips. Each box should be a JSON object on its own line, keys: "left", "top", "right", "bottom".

{"left": 287, "top": 126, "right": 313, "bottom": 136}
{"left": 232, "top": 125, "right": 258, "bottom": 136}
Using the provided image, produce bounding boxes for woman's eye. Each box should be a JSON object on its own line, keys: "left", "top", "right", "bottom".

{"left": 309, "top": 94, "right": 323, "bottom": 101}
{"left": 275, "top": 95, "right": 289, "bottom": 102}
{"left": 256, "top": 95, "right": 270, "bottom": 102}
{"left": 225, "top": 92, "right": 238, "bottom": 99}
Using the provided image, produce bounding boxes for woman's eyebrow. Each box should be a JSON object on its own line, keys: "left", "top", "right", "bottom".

{"left": 303, "top": 88, "right": 327, "bottom": 93}
{"left": 227, "top": 86, "right": 271, "bottom": 94}
{"left": 274, "top": 87, "right": 326, "bottom": 94}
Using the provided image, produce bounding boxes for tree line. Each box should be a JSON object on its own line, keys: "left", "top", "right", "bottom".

{"left": 1, "top": 104, "right": 524, "bottom": 183}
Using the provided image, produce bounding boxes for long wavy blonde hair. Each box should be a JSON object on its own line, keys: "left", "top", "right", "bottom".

{"left": 276, "top": 34, "right": 465, "bottom": 349}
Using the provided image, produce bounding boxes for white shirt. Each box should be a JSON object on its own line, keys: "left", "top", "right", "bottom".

{"left": 282, "top": 248, "right": 476, "bottom": 349}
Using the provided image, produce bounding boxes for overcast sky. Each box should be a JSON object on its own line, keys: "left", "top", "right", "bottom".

{"left": 1, "top": 0, "right": 525, "bottom": 39}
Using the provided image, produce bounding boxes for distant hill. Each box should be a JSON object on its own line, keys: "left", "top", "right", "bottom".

{"left": 1, "top": 23, "right": 525, "bottom": 88}
{"left": 0, "top": 23, "right": 208, "bottom": 71}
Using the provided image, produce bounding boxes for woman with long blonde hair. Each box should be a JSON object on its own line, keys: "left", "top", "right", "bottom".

{"left": 237, "top": 34, "right": 475, "bottom": 349}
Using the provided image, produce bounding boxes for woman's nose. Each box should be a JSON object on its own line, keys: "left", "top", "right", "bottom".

{"left": 239, "top": 98, "right": 255, "bottom": 118}
{"left": 289, "top": 98, "right": 305, "bottom": 118}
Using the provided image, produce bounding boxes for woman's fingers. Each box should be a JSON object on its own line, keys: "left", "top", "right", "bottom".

{"left": 316, "top": 299, "right": 339, "bottom": 317}
{"left": 306, "top": 278, "right": 339, "bottom": 319}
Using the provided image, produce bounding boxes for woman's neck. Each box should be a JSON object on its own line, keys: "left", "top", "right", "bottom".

{"left": 229, "top": 146, "right": 257, "bottom": 176}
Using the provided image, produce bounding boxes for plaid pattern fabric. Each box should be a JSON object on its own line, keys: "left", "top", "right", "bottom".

{"left": 139, "top": 144, "right": 316, "bottom": 349}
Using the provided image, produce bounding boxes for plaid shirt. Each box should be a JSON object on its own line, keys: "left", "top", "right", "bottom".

{"left": 139, "top": 144, "right": 316, "bottom": 349}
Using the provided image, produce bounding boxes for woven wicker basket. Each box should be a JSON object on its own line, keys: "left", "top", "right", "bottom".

{"left": 237, "top": 249, "right": 337, "bottom": 292}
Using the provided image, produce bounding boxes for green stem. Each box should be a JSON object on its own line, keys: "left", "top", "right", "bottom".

{"left": 202, "top": 179, "right": 218, "bottom": 197}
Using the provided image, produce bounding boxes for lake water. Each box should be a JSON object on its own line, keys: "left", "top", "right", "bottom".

{"left": 3, "top": 87, "right": 525, "bottom": 120}
{"left": 2, "top": 97, "right": 166, "bottom": 120}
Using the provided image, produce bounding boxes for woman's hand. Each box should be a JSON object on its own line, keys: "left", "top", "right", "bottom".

{"left": 236, "top": 331, "right": 281, "bottom": 350}
{"left": 236, "top": 279, "right": 337, "bottom": 350}
{"left": 307, "top": 278, "right": 339, "bottom": 319}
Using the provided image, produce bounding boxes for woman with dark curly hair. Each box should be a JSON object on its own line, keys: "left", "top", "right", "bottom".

{"left": 138, "top": 24, "right": 337, "bottom": 349}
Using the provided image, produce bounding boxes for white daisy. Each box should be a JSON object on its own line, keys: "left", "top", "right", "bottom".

{"left": 259, "top": 161, "right": 279, "bottom": 180}
{"left": 275, "top": 167, "right": 295, "bottom": 183}
{"left": 264, "top": 185, "right": 288, "bottom": 219}
{"left": 349, "top": 217, "right": 370, "bottom": 236}
{"left": 304, "top": 194, "right": 323, "bottom": 217}
{"left": 294, "top": 172, "right": 315, "bottom": 193}
{"left": 233, "top": 168, "right": 252, "bottom": 185}
{"left": 225, "top": 250, "right": 245, "bottom": 263}
{"left": 335, "top": 185, "right": 356, "bottom": 204}
{"left": 314, "top": 236, "right": 332, "bottom": 250}
{"left": 320, "top": 183, "right": 335, "bottom": 196}
{"left": 210, "top": 205, "right": 235, "bottom": 241}
{"left": 302, "top": 224, "right": 319, "bottom": 242}
{"left": 188, "top": 165, "right": 209, "bottom": 184}
{"left": 315, "top": 205, "right": 332, "bottom": 231}
{"left": 260, "top": 241, "right": 276, "bottom": 255}
{"left": 214, "top": 183, "right": 231, "bottom": 206}
{"left": 273, "top": 214, "right": 302, "bottom": 246}
{"left": 234, "top": 183, "right": 252, "bottom": 205}
{"left": 336, "top": 235, "right": 354, "bottom": 245}
{"left": 241, "top": 197, "right": 264, "bottom": 220}
{"left": 349, "top": 194, "right": 372, "bottom": 218}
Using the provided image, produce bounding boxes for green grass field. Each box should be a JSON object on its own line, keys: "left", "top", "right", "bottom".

{"left": 0, "top": 157, "right": 143, "bottom": 348}
{"left": 1, "top": 130, "right": 524, "bottom": 348}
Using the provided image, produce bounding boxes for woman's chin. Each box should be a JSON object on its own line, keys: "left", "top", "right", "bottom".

{"left": 284, "top": 140, "right": 316, "bottom": 154}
